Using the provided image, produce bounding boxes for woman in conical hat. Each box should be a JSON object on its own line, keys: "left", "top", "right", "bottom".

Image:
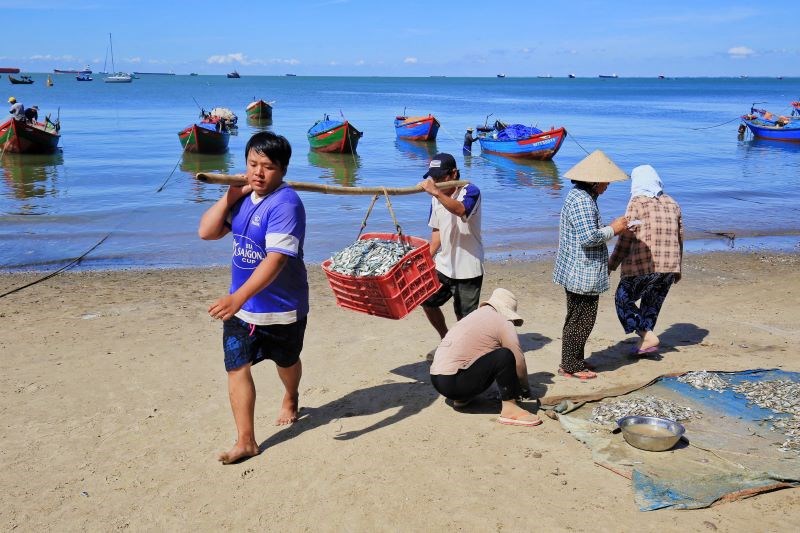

{"left": 552, "top": 150, "right": 629, "bottom": 379}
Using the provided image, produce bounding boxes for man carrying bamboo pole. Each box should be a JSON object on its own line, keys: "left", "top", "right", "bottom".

{"left": 418, "top": 153, "right": 484, "bottom": 344}
{"left": 199, "top": 132, "right": 309, "bottom": 464}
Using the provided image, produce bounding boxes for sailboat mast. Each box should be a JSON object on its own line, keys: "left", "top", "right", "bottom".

{"left": 109, "top": 33, "right": 115, "bottom": 73}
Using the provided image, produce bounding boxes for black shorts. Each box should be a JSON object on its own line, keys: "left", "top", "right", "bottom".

{"left": 422, "top": 272, "right": 483, "bottom": 319}
{"left": 222, "top": 316, "right": 307, "bottom": 371}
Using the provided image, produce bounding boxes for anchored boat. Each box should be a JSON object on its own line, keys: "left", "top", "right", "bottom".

{"left": 307, "top": 115, "right": 363, "bottom": 153}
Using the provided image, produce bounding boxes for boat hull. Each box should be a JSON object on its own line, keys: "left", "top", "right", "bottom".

{"left": 742, "top": 119, "right": 800, "bottom": 142}
{"left": 308, "top": 121, "right": 362, "bottom": 153}
{"left": 178, "top": 124, "right": 230, "bottom": 154}
{"left": 478, "top": 127, "right": 567, "bottom": 160}
{"left": 394, "top": 115, "right": 440, "bottom": 141}
{"left": 246, "top": 100, "right": 273, "bottom": 121}
{"left": 0, "top": 119, "right": 60, "bottom": 154}
{"left": 8, "top": 75, "right": 34, "bottom": 85}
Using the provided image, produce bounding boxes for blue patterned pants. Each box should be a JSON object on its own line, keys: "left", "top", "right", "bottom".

{"left": 614, "top": 273, "right": 676, "bottom": 335}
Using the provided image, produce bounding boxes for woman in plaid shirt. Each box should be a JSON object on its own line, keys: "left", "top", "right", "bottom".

{"left": 609, "top": 165, "right": 683, "bottom": 355}
{"left": 553, "top": 151, "right": 628, "bottom": 379}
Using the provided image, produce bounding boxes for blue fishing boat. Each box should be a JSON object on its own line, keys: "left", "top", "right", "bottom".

{"left": 394, "top": 113, "right": 440, "bottom": 141}
{"left": 307, "top": 115, "right": 363, "bottom": 153}
{"left": 476, "top": 120, "right": 566, "bottom": 160}
{"left": 740, "top": 106, "right": 800, "bottom": 142}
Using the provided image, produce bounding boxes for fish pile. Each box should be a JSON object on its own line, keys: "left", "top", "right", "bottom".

{"left": 732, "top": 379, "right": 800, "bottom": 454}
{"left": 677, "top": 370, "right": 729, "bottom": 392}
{"left": 327, "top": 238, "right": 410, "bottom": 277}
{"left": 590, "top": 395, "right": 700, "bottom": 426}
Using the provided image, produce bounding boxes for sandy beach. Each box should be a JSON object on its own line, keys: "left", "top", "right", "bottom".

{"left": 2, "top": 251, "right": 799, "bottom": 531}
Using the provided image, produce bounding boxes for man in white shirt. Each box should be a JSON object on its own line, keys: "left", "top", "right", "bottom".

{"left": 418, "top": 153, "right": 484, "bottom": 340}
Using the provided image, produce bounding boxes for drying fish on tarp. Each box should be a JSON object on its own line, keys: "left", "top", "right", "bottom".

{"left": 327, "top": 238, "right": 410, "bottom": 277}
{"left": 677, "top": 370, "right": 729, "bottom": 392}
{"left": 733, "top": 379, "right": 800, "bottom": 455}
{"left": 589, "top": 395, "right": 701, "bottom": 426}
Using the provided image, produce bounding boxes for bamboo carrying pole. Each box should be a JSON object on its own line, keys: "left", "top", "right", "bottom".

{"left": 195, "top": 172, "right": 470, "bottom": 195}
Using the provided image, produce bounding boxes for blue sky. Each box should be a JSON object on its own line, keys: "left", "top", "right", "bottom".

{"left": 1, "top": 0, "right": 796, "bottom": 77}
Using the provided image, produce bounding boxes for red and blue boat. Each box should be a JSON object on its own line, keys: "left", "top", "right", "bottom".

{"left": 307, "top": 115, "right": 363, "bottom": 153}
{"left": 740, "top": 106, "right": 800, "bottom": 142}
{"left": 476, "top": 120, "right": 566, "bottom": 160}
{"left": 0, "top": 117, "right": 61, "bottom": 154}
{"left": 394, "top": 113, "right": 440, "bottom": 141}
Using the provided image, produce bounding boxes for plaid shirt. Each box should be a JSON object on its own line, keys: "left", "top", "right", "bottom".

{"left": 553, "top": 187, "right": 612, "bottom": 295}
{"left": 609, "top": 194, "right": 683, "bottom": 276}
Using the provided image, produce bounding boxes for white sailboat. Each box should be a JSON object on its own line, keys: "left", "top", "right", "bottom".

{"left": 103, "top": 33, "right": 132, "bottom": 83}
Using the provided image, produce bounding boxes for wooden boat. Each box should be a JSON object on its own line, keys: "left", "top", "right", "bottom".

{"left": 8, "top": 75, "right": 34, "bottom": 85}
{"left": 476, "top": 120, "right": 566, "bottom": 160}
{"left": 178, "top": 122, "right": 230, "bottom": 153}
{"left": 227, "top": 71, "right": 240, "bottom": 78}
{"left": 394, "top": 114, "right": 440, "bottom": 141}
{"left": 307, "top": 115, "right": 362, "bottom": 153}
{"left": 245, "top": 99, "right": 273, "bottom": 121}
{"left": 0, "top": 117, "right": 61, "bottom": 154}
{"left": 740, "top": 107, "right": 800, "bottom": 142}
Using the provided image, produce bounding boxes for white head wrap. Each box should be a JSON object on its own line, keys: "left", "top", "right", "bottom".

{"left": 630, "top": 165, "right": 663, "bottom": 198}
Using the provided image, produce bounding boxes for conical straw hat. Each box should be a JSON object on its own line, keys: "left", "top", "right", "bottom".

{"left": 563, "top": 150, "right": 629, "bottom": 183}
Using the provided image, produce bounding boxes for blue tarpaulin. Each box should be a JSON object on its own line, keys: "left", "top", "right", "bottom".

{"left": 496, "top": 124, "right": 542, "bottom": 140}
{"left": 557, "top": 369, "right": 800, "bottom": 511}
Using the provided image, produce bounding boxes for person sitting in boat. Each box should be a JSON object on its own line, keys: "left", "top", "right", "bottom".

{"left": 24, "top": 105, "right": 38, "bottom": 124}
{"left": 8, "top": 97, "right": 25, "bottom": 121}
{"left": 462, "top": 127, "right": 477, "bottom": 154}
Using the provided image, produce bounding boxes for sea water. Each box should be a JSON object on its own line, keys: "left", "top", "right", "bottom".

{"left": 1, "top": 75, "right": 798, "bottom": 271}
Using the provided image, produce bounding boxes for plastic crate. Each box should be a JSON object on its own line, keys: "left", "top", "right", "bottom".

{"left": 322, "top": 232, "right": 441, "bottom": 319}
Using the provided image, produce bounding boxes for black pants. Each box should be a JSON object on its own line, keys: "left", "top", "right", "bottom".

{"left": 430, "top": 347, "right": 521, "bottom": 402}
{"left": 561, "top": 290, "right": 599, "bottom": 373}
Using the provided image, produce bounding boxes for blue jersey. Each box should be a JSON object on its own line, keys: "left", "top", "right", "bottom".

{"left": 229, "top": 184, "right": 309, "bottom": 325}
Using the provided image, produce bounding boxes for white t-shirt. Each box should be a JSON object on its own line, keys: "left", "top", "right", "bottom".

{"left": 428, "top": 183, "right": 483, "bottom": 279}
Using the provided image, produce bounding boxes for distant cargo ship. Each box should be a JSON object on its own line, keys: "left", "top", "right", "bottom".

{"left": 54, "top": 65, "right": 92, "bottom": 74}
{"left": 0, "top": 67, "right": 20, "bottom": 74}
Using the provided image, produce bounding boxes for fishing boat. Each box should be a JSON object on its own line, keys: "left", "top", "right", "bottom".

{"left": 245, "top": 99, "right": 273, "bottom": 121}
{"left": 497, "top": 73, "right": 506, "bottom": 78}
{"left": 307, "top": 115, "right": 363, "bottom": 153}
{"left": 76, "top": 74, "right": 93, "bottom": 81}
{"left": 568, "top": 74, "right": 576, "bottom": 78}
{"left": 226, "top": 71, "right": 240, "bottom": 79}
{"left": 0, "top": 117, "right": 61, "bottom": 154}
{"left": 740, "top": 106, "right": 800, "bottom": 142}
{"left": 394, "top": 113, "right": 440, "bottom": 141}
{"left": 178, "top": 108, "right": 238, "bottom": 154}
{"left": 476, "top": 120, "right": 566, "bottom": 160}
{"left": 8, "top": 75, "right": 34, "bottom": 85}
{"left": 103, "top": 33, "right": 132, "bottom": 83}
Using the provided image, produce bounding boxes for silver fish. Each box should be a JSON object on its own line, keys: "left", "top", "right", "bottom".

{"left": 732, "top": 379, "right": 800, "bottom": 454}
{"left": 590, "top": 395, "right": 700, "bottom": 426}
{"left": 677, "top": 371, "right": 729, "bottom": 393}
{"left": 328, "top": 238, "right": 410, "bottom": 277}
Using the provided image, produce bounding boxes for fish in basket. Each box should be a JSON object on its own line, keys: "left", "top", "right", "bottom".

{"left": 321, "top": 232, "right": 441, "bottom": 319}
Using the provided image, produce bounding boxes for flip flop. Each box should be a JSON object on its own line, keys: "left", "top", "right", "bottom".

{"left": 633, "top": 346, "right": 659, "bottom": 356}
{"left": 558, "top": 367, "right": 598, "bottom": 380}
{"left": 497, "top": 414, "right": 542, "bottom": 427}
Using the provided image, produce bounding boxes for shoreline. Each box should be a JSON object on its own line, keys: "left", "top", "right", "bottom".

{"left": 2, "top": 250, "right": 800, "bottom": 530}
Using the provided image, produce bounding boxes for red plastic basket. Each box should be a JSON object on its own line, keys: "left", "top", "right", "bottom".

{"left": 321, "top": 232, "right": 441, "bottom": 319}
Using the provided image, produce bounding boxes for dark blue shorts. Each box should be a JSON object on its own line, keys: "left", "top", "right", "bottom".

{"left": 422, "top": 272, "right": 483, "bottom": 320}
{"left": 222, "top": 316, "right": 307, "bottom": 372}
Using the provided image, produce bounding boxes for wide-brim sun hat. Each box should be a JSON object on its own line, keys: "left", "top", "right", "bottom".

{"left": 480, "top": 288, "right": 524, "bottom": 326}
{"left": 563, "top": 149, "right": 629, "bottom": 183}
{"left": 8, "top": 96, "right": 16, "bottom": 103}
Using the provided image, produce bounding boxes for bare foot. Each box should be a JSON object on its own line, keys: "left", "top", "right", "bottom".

{"left": 217, "top": 441, "right": 260, "bottom": 465}
{"left": 639, "top": 331, "right": 660, "bottom": 351}
{"left": 275, "top": 392, "right": 299, "bottom": 425}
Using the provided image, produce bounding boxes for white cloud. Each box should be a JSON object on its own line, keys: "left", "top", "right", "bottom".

{"left": 728, "top": 46, "right": 755, "bottom": 59}
{"left": 355, "top": 60, "right": 365, "bottom": 66}
{"left": 207, "top": 53, "right": 246, "bottom": 65}
{"left": 29, "top": 54, "right": 78, "bottom": 61}
{"left": 127, "top": 57, "right": 142, "bottom": 64}
{"left": 403, "top": 57, "right": 418, "bottom": 64}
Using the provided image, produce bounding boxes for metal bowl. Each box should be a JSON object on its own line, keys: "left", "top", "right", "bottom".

{"left": 617, "top": 416, "right": 685, "bottom": 452}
